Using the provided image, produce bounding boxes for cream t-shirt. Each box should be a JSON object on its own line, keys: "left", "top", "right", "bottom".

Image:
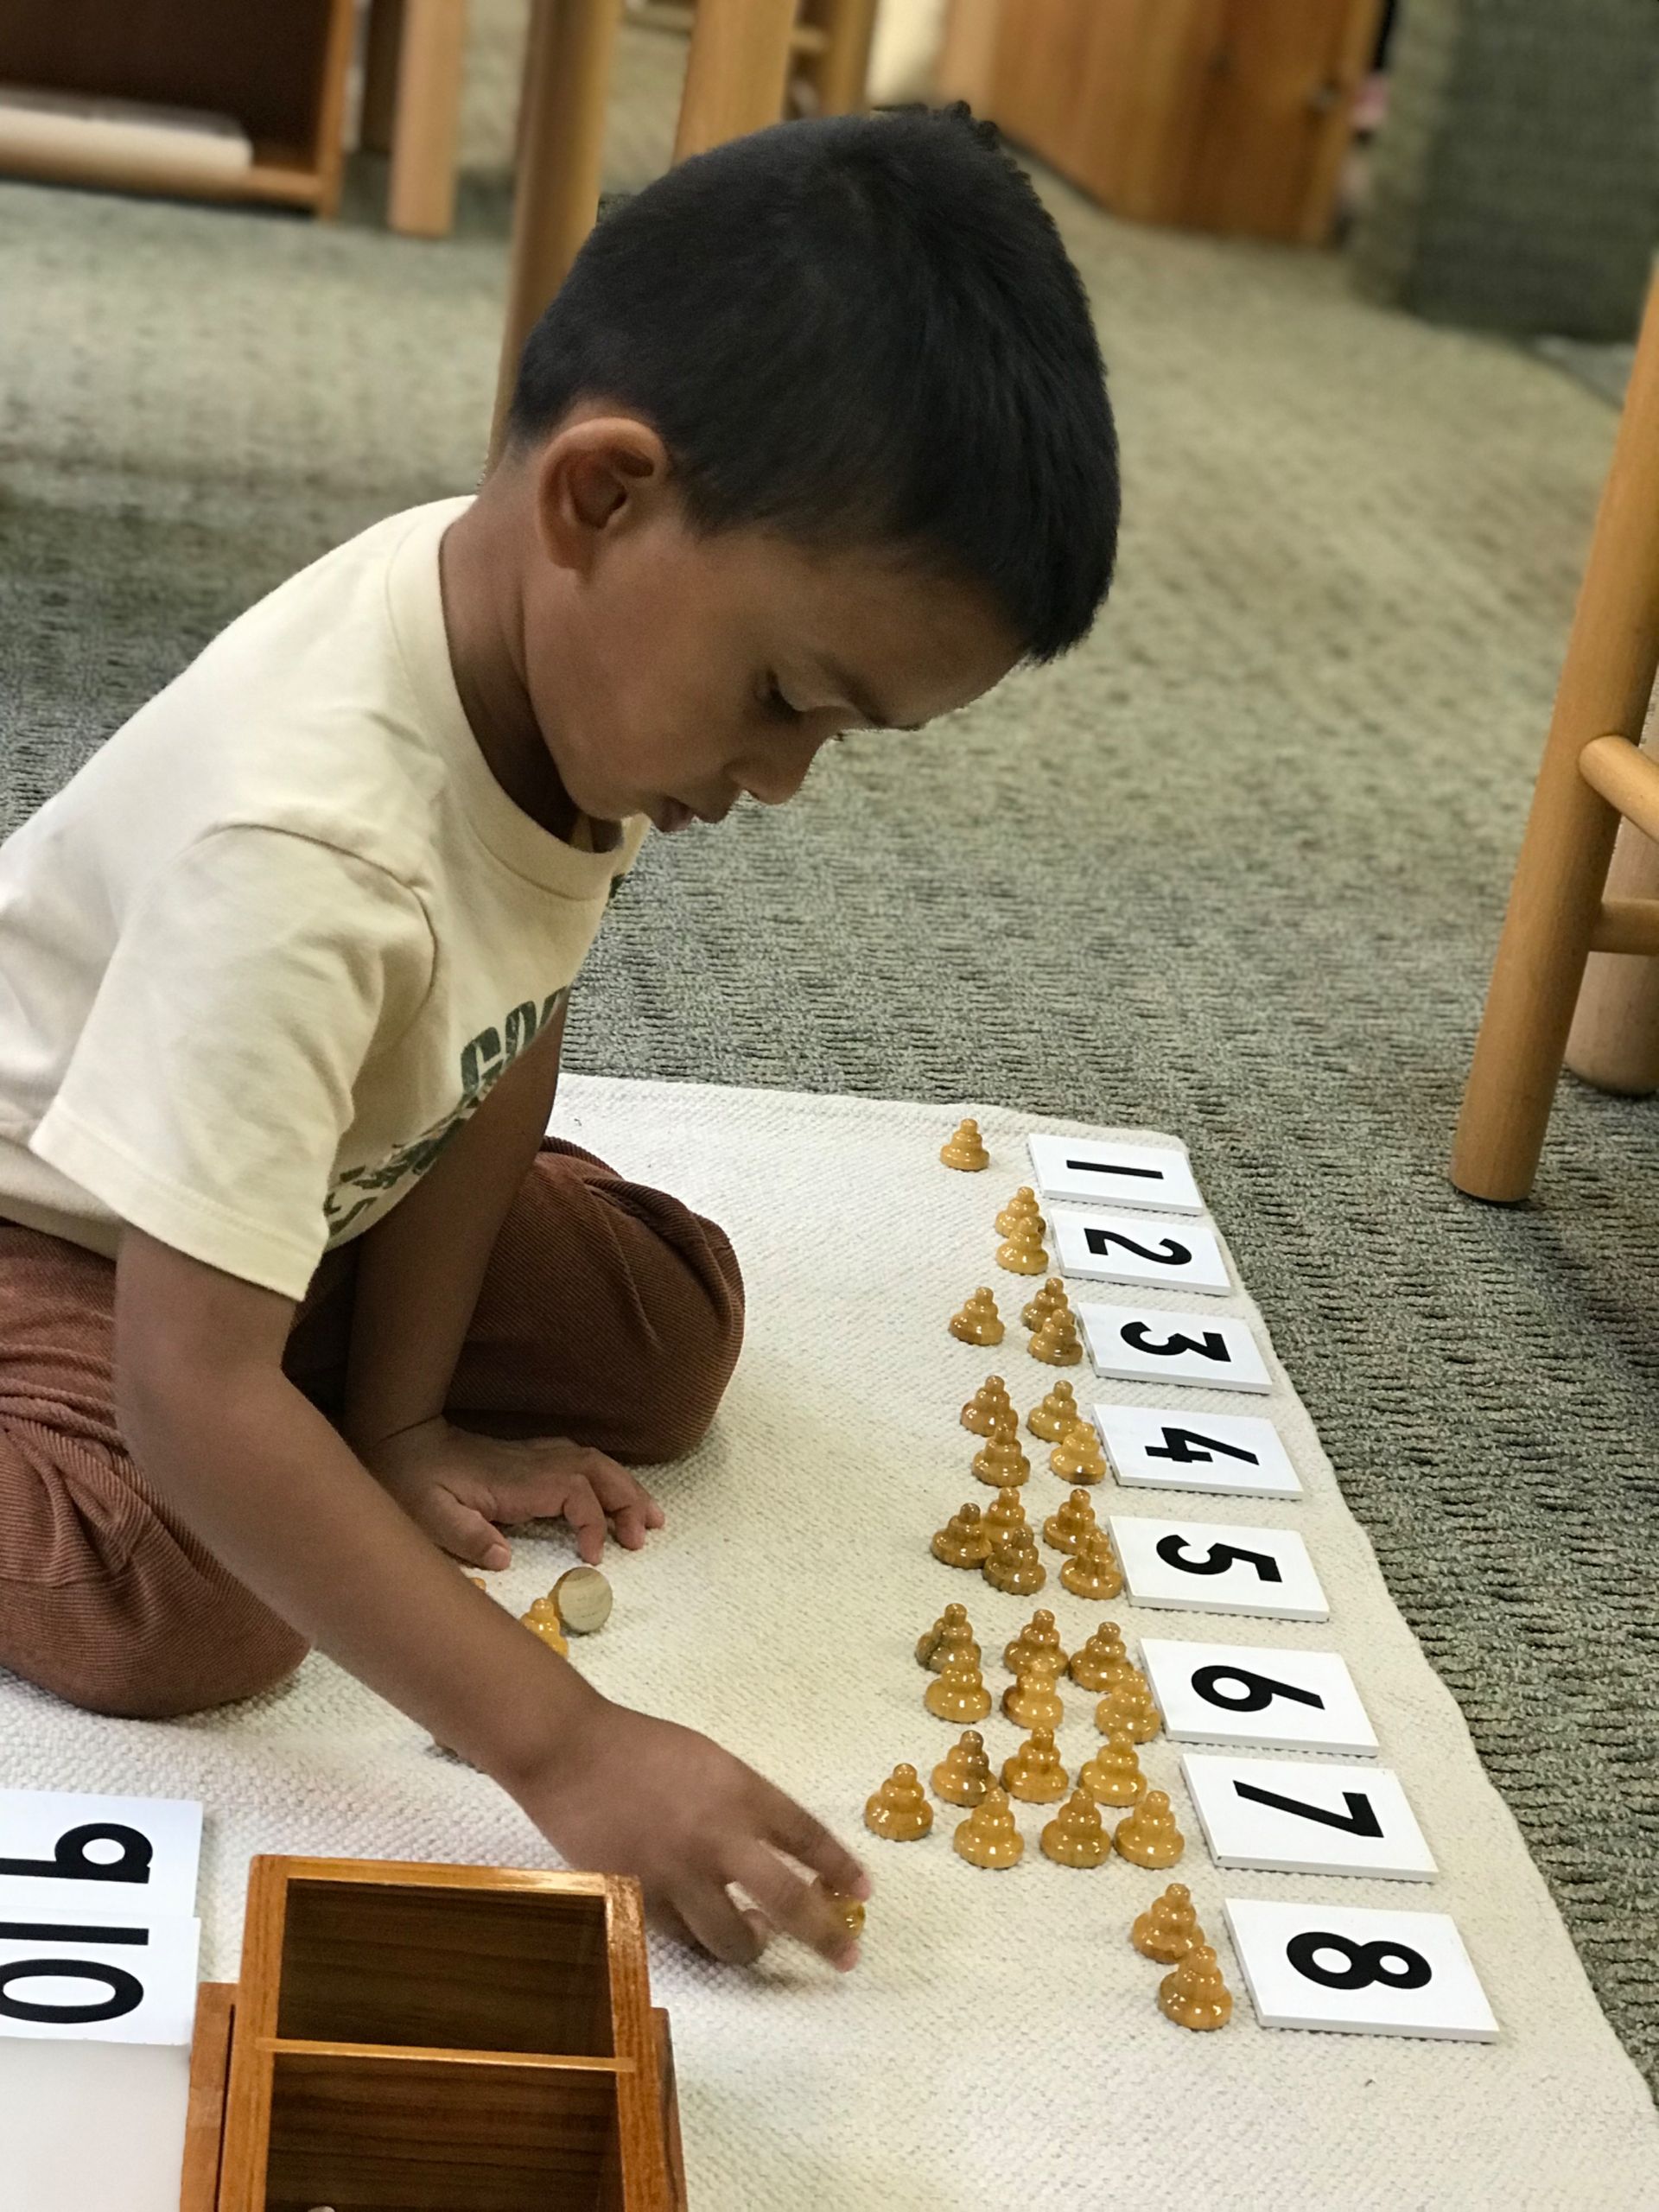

{"left": 0, "top": 497, "right": 646, "bottom": 1300}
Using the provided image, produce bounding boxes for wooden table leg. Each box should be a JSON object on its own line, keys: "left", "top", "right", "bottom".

{"left": 673, "top": 0, "right": 798, "bottom": 161}
{"left": 387, "top": 0, "right": 471, "bottom": 237}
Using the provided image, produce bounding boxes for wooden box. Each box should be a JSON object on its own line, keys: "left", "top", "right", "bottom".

{"left": 181, "top": 1856, "right": 688, "bottom": 2212}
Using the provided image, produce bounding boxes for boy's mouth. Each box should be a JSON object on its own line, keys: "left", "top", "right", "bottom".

{"left": 654, "top": 799, "right": 696, "bottom": 834}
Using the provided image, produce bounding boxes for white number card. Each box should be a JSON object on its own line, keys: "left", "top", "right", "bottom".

{"left": 1225, "top": 1899, "right": 1497, "bottom": 2040}
{"left": 1027, "top": 1135, "right": 1205, "bottom": 1216}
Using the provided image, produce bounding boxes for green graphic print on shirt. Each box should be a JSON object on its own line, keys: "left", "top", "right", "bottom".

{"left": 322, "top": 988, "right": 568, "bottom": 1244}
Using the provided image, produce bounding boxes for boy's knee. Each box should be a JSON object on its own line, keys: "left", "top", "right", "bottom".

{"left": 623, "top": 1219, "right": 746, "bottom": 1465}
{"left": 19, "top": 1577, "right": 308, "bottom": 1721}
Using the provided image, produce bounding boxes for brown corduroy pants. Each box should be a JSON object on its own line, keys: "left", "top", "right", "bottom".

{"left": 0, "top": 1139, "right": 743, "bottom": 1721}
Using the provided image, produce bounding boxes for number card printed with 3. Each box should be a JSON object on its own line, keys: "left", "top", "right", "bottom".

{"left": 1109, "top": 1514, "right": 1330, "bottom": 1621}
{"left": 1049, "top": 1208, "right": 1230, "bottom": 1296}
{"left": 1079, "top": 1304, "right": 1272, "bottom": 1394}
{"left": 1182, "top": 1752, "right": 1437, "bottom": 1878}
{"left": 1224, "top": 1899, "right": 1498, "bottom": 2041}
{"left": 1092, "top": 1404, "right": 1301, "bottom": 1497}
{"left": 1139, "top": 1638, "right": 1378, "bottom": 1756}
{"left": 1027, "top": 1135, "right": 1205, "bottom": 1216}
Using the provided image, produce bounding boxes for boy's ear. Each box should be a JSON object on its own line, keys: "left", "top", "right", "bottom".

{"left": 531, "top": 415, "right": 671, "bottom": 575}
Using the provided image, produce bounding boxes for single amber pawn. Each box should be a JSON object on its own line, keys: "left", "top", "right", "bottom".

{"left": 916, "top": 1601, "right": 978, "bottom": 1671}
{"left": 1001, "top": 1726, "right": 1070, "bottom": 1804}
{"left": 1041, "top": 1789, "right": 1110, "bottom": 1869}
{"left": 960, "top": 1375, "right": 1014, "bottom": 1436}
{"left": 1160, "top": 1943, "right": 1233, "bottom": 2032}
{"left": 950, "top": 1287, "right": 1005, "bottom": 1346}
{"left": 954, "top": 1785, "right": 1025, "bottom": 1869}
{"left": 1078, "top": 1732, "right": 1147, "bottom": 1808}
{"left": 1003, "top": 1664, "right": 1065, "bottom": 1732}
{"left": 995, "top": 1185, "right": 1045, "bottom": 1237}
{"left": 983, "top": 1528, "right": 1046, "bottom": 1594}
{"left": 983, "top": 1484, "right": 1029, "bottom": 1541}
{"left": 1027, "top": 1379, "right": 1079, "bottom": 1442}
{"left": 1070, "top": 1622, "right": 1131, "bottom": 1692}
{"left": 1050, "top": 1420, "right": 1108, "bottom": 1483}
{"left": 932, "top": 1728, "right": 992, "bottom": 1807}
{"left": 941, "top": 1117, "right": 990, "bottom": 1171}
{"left": 814, "top": 1879, "right": 867, "bottom": 1942}
{"left": 1132, "top": 1882, "right": 1202, "bottom": 1963}
{"left": 926, "top": 1655, "right": 993, "bottom": 1723}
{"left": 1096, "top": 1670, "right": 1161, "bottom": 1745}
{"left": 972, "top": 1420, "right": 1031, "bottom": 1488}
{"left": 995, "top": 1217, "right": 1050, "bottom": 1275}
{"left": 865, "top": 1764, "right": 934, "bottom": 1841}
{"left": 1030, "top": 1310, "right": 1084, "bottom": 1367}
{"left": 1062, "top": 1528, "right": 1125, "bottom": 1601}
{"left": 1004, "top": 1608, "right": 1066, "bottom": 1674}
{"left": 1044, "top": 1487, "right": 1099, "bottom": 1554}
{"left": 931, "top": 1618, "right": 981, "bottom": 1677}
{"left": 1115, "top": 1789, "right": 1185, "bottom": 1869}
{"left": 932, "top": 1501, "right": 992, "bottom": 1568}
{"left": 520, "top": 1599, "right": 569, "bottom": 1656}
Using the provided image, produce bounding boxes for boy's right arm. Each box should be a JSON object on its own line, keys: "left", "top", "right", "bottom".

{"left": 113, "top": 1229, "right": 868, "bottom": 1966}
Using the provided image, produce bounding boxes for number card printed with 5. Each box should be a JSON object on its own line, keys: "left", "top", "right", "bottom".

{"left": 1027, "top": 1135, "right": 1205, "bottom": 1216}
{"left": 1224, "top": 1899, "right": 1498, "bottom": 2041}
{"left": 1182, "top": 1751, "right": 1437, "bottom": 1878}
{"left": 1049, "top": 1208, "right": 1230, "bottom": 1297}
{"left": 1092, "top": 1404, "right": 1301, "bottom": 1497}
{"left": 1109, "top": 1515, "right": 1330, "bottom": 1621}
{"left": 1079, "top": 1304, "right": 1272, "bottom": 1395}
{"left": 1139, "top": 1638, "right": 1378, "bottom": 1756}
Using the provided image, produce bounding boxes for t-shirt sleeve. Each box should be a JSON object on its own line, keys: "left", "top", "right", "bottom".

{"left": 29, "top": 826, "right": 434, "bottom": 1298}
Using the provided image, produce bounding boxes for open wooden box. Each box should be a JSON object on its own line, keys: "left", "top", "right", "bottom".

{"left": 181, "top": 1856, "right": 688, "bottom": 2212}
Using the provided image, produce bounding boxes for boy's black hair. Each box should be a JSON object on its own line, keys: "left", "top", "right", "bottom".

{"left": 508, "top": 106, "right": 1119, "bottom": 662}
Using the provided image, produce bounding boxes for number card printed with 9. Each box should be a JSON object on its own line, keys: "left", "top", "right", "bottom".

{"left": 1224, "top": 1898, "right": 1498, "bottom": 2041}
{"left": 1092, "top": 1404, "right": 1300, "bottom": 1497}
{"left": 1079, "top": 1304, "right": 1272, "bottom": 1395}
{"left": 1139, "top": 1639, "right": 1378, "bottom": 1755}
{"left": 1049, "top": 1208, "right": 1230, "bottom": 1296}
{"left": 1182, "top": 1752, "right": 1437, "bottom": 1878}
{"left": 1027, "top": 1135, "right": 1205, "bottom": 1216}
{"left": 1109, "top": 1515, "right": 1329, "bottom": 1621}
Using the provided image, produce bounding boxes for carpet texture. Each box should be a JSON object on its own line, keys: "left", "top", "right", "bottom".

{"left": 2, "top": 0, "right": 1657, "bottom": 2106}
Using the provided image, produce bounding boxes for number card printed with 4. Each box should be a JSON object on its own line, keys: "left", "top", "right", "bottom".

{"left": 1027, "top": 1135, "right": 1206, "bottom": 1216}
{"left": 1109, "top": 1515, "right": 1330, "bottom": 1621}
{"left": 1079, "top": 1304, "right": 1272, "bottom": 1394}
{"left": 1224, "top": 1899, "right": 1498, "bottom": 2041}
{"left": 1049, "top": 1208, "right": 1230, "bottom": 1296}
{"left": 1140, "top": 1638, "right": 1378, "bottom": 1756}
{"left": 1182, "top": 1752, "right": 1437, "bottom": 1878}
{"left": 1092, "top": 1403, "right": 1301, "bottom": 1497}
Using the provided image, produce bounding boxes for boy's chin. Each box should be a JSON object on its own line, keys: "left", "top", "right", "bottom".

{"left": 645, "top": 797, "right": 697, "bottom": 835}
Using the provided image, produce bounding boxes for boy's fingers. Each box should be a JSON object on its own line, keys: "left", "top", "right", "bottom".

{"left": 583, "top": 1454, "right": 662, "bottom": 1524}
{"left": 425, "top": 1492, "right": 512, "bottom": 1572}
{"left": 732, "top": 1847, "right": 856, "bottom": 1969}
{"left": 560, "top": 1478, "right": 607, "bottom": 1565}
{"left": 759, "top": 1786, "right": 870, "bottom": 1901}
{"left": 677, "top": 1881, "right": 768, "bottom": 1968}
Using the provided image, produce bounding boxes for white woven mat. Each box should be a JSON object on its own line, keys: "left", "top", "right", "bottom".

{"left": 2, "top": 1077, "right": 1656, "bottom": 2209}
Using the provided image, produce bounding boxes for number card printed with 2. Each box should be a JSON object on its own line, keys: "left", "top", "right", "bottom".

{"left": 1092, "top": 1404, "right": 1301, "bottom": 1497}
{"left": 1182, "top": 1752, "right": 1437, "bottom": 1878}
{"left": 1049, "top": 1208, "right": 1230, "bottom": 1296}
{"left": 1109, "top": 1515, "right": 1330, "bottom": 1621}
{"left": 1027, "top": 1135, "right": 1205, "bottom": 1216}
{"left": 1139, "top": 1639, "right": 1378, "bottom": 1756}
{"left": 1224, "top": 1899, "right": 1498, "bottom": 2041}
{"left": 1079, "top": 1304, "right": 1272, "bottom": 1394}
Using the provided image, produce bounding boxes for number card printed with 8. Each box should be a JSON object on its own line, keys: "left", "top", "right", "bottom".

{"left": 1109, "top": 1515, "right": 1330, "bottom": 1620}
{"left": 1078, "top": 1304, "right": 1272, "bottom": 1394}
{"left": 1027, "top": 1135, "right": 1205, "bottom": 1216}
{"left": 1182, "top": 1751, "right": 1437, "bottom": 1878}
{"left": 1139, "top": 1638, "right": 1378, "bottom": 1755}
{"left": 1091, "top": 1403, "right": 1300, "bottom": 1497}
{"left": 1049, "top": 1207, "right": 1230, "bottom": 1296}
{"left": 1224, "top": 1898, "right": 1498, "bottom": 2041}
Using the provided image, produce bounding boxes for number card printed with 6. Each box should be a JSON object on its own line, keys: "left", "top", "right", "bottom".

{"left": 1139, "top": 1638, "right": 1378, "bottom": 1755}
{"left": 1049, "top": 1207, "right": 1230, "bottom": 1296}
{"left": 1092, "top": 1403, "right": 1301, "bottom": 1497}
{"left": 1078, "top": 1304, "right": 1272, "bottom": 1394}
{"left": 1182, "top": 1752, "right": 1437, "bottom": 1878}
{"left": 1109, "top": 1515, "right": 1330, "bottom": 1621}
{"left": 1224, "top": 1898, "right": 1498, "bottom": 2041}
{"left": 1027, "top": 1135, "right": 1205, "bottom": 1216}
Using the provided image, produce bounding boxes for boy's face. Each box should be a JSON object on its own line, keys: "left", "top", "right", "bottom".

{"left": 519, "top": 419, "right": 1023, "bottom": 832}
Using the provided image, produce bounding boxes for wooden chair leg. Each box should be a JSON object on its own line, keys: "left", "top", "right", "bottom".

{"left": 811, "top": 0, "right": 880, "bottom": 115}
{"left": 1451, "top": 276, "right": 1659, "bottom": 1201}
{"left": 673, "top": 0, "right": 798, "bottom": 161}
{"left": 1564, "top": 759, "right": 1659, "bottom": 1095}
{"left": 387, "top": 0, "right": 470, "bottom": 237}
{"left": 362, "top": 0, "right": 408, "bottom": 156}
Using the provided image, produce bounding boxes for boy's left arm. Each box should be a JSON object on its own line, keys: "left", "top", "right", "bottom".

{"left": 340, "top": 999, "right": 663, "bottom": 1568}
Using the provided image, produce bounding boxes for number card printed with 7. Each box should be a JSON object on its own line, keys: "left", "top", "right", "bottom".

{"left": 1139, "top": 1639, "right": 1378, "bottom": 1755}
{"left": 1092, "top": 1404, "right": 1301, "bottom": 1497}
{"left": 1027, "top": 1135, "right": 1205, "bottom": 1216}
{"left": 1049, "top": 1208, "right": 1230, "bottom": 1296}
{"left": 1109, "top": 1515, "right": 1329, "bottom": 1621}
{"left": 1182, "top": 1752, "right": 1437, "bottom": 1878}
{"left": 1224, "top": 1899, "right": 1498, "bottom": 2041}
{"left": 1079, "top": 1304, "right": 1272, "bottom": 1394}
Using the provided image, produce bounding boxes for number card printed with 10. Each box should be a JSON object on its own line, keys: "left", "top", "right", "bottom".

{"left": 1109, "top": 1515, "right": 1330, "bottom": 1621}
{"left": 1139, "top": 1638, "right": 1379, "bottom": 1756}
{"left": 1091, "top": 1403, "right": 1301, "bottom": 1497}
{"left": 1027, "top": 1135, "right": 1206, "bottom": 1216}
{"left": 1224, "top": 1898, "right": 1498, "bottom": 2040}
{"left": 1048, "top": 1206, "right": 1230, "bottom": 1296}
{"left": 1079, "top": 1303, "right": 1273, "bottom": 1394}
{"left": 1182, "top": 1752, "right": 1437, "bottom": 1879}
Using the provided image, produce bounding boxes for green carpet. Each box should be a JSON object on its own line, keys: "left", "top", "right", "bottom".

{"left": 1, "top": 7, "right": 1655, "bottom": 2093}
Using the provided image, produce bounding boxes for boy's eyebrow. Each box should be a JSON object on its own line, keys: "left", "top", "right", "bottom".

{"left": 820, "top": 657, "right": 920, "bottom": 733}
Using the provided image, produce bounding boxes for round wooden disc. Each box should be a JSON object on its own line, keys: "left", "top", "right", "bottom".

{"left": 553, "top": 1566, "right": 613, "bottom": 1635}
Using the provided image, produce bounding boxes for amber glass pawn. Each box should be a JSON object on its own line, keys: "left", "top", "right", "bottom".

{"left": 1061, "top": 1529, "right": 1124, "bottom": 1600}
{"left": 864, "top": 1764, "right": 933, "bottom": 1840}
{"left": 1003, "top": 1607, "right": 1065, "bottom": 1673}
{"left": 1030, "top": 1311, "right": 1084, "bottom": 1367}
{"left": 995, "top": 1185, "right": 1044, "bottom": 1237}
{"left": 814, "top": 1879, "right": 867, "bottom": 1942}
{"left": 995, "top": 1217, "right": 1049, "bottom": 1275}
{"left": 1043, "top": 1488, "right": 1098, "bottom": 1554}
{"left": 1001, "top": 1726, "right": 1070, "bottom": 1804}
{"left": 1050, "top": 1420, "right": 1107, "bottom": 1482}
{"left": 1021, "top": 1277, "right": 1067, "bottom": 1332}
{"left": 973, "top": 1420, "right": 1031, "bottom": 1488}
{"left": 1041, "top": 1789, "right": 1110, "bottom": 1868}
{"left": 1069, "top": 1622, "right": 1130, "bottom": 1692}
{"left": 954, "top": 1785, "right": 1024, "bottom": 1868}
{"left": 983, "top": 1528, "right": 1046, "bottom": 1594}
{"left": 1096, "top": 1670, "right": 1160, "bottom": 1745}
{"left": 916, "top": 1601, "right": 978, "bottom": 1671}
{"left": 950, "top": 1287, "right": 1004, "bottom": 1345}
{"left": 931, "top": 1501, "right": 991, "bottom": 1568}
{"left": 940, "top": 1117, "right": 989, "bottom": 1171}
{"left": 931, "top": 1729, "right": 992, "bottom": 1807}
{"left": 1160, "top": 1943, "right": 1233, "bottom": 2031}
{"left": 983, "top": 1485, "right": 1029, "bottom": 1541}
{"left": 1115, "top": 1789, "right": 1185, "bottom": 1869}
{"left": 1002, "top": 1663, "right": 1065, "bottom": 1732}
{"left": 1027, "top": 1379, "right": 1079, "bottom": 1442}
{"left": 925, "top": 1655, "right": 993, "bottom": 1723}
{"left": 1132, "top": 1883, "right": 1201, "bottom": 1963}
{"left": 960, "top": 1375, "right": 1014, "bottom": 1435}
{"left": 1077, "top": 1732, "right": 1147, "bottom": 1808}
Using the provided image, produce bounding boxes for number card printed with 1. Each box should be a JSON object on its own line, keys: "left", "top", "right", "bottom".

{"left": 1092, "top": 1403, "right": 1301, "bottom": 1497}
{"left": 0, "top": 1914, "right": 200, "bottom": 2044}
{"left": 1109, "top": 1515, "right": 1330, "bottom": 1621}
{"left": 1026, "top": 1135, "right": 1205, "bottom": 1216}
{"left": 1079, "top": 1304, "right": 1272, "bottom": 1394}
{"left": 1139, "top": 1638, "right": 1378, "bottom": 1755}
{"left": 1224, "top": 1899, "right": 1498, "bottom": 2041}
{"left": 1182, "top": 1752, "right": 1437, "bottom": 1878}
{"left": 1049, "top": 1207, "right": 1230, "bottom": 1296}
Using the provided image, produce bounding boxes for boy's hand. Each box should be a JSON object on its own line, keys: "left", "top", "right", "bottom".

{"left": 361, "top": 1416, "right": 663, "bottom": 1569}
{"left": 515, "top": 1698, "right": 870, "bottom": 1971}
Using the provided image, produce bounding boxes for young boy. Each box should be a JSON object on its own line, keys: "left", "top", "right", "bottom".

{"left": 0, "top": 108, "right": 1117, "bottom": 1970}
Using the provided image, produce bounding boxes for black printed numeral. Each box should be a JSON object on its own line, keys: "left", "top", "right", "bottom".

{"left": 1286, "top": 1930, "right": 1432, "bottom": 1993}
{"left": 0, "top": 1919, "right": 149, "bottom": 2025}
{"left": 1084, "top": 1227, "right": 1192, "bottom": 1267}
{"left": 1191, "top": 1664, "right": 1325, "bottom": 1715}
{"left": 1232, "top": 1781, "right": 1382, "bottom": 1838}
{"left": 1122, "top": 1323, "right": 1229, "bottom": 1362}
{"left": 1155, "top": 1534, "right": 1283, "bottom": 1584}
{"left": 1145, "top": 1427, "right": 1260, "bottom": 1467}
